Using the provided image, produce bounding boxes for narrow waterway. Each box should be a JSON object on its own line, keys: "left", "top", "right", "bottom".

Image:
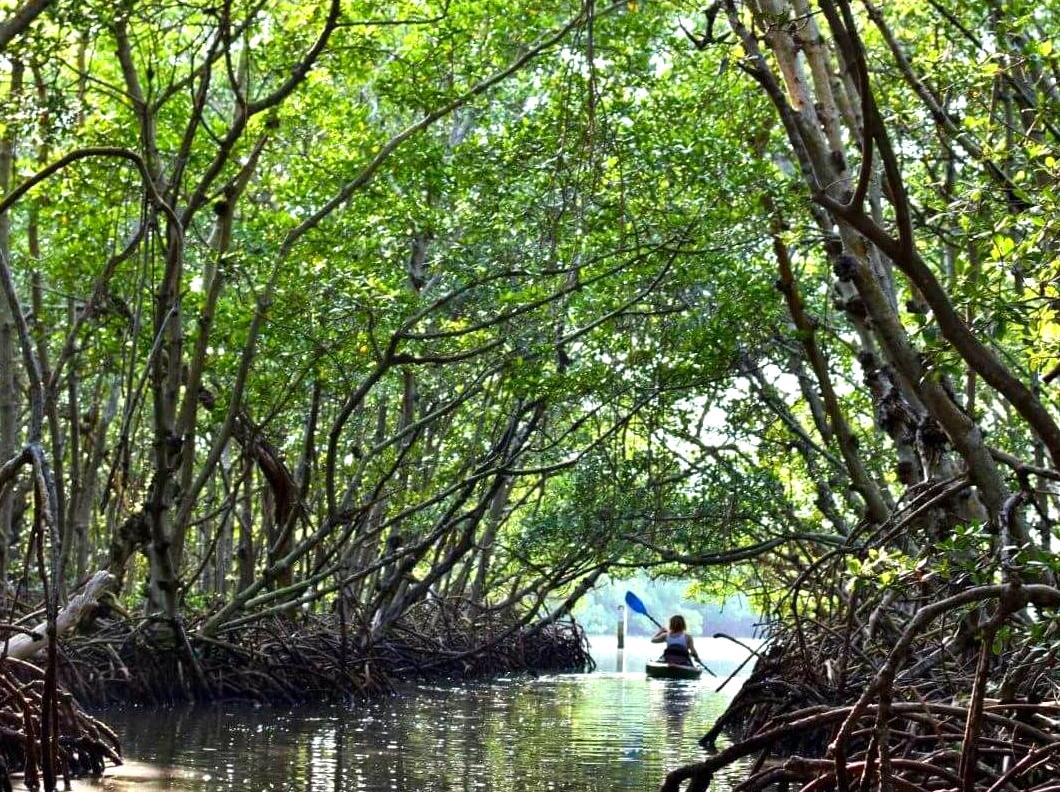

{"left": 77, "top": 637, "right": 755, "bottom": 791}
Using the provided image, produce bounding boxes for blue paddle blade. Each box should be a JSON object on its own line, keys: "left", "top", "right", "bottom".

{"left": 624, "top": 591, "right": 649, "bottom": 615}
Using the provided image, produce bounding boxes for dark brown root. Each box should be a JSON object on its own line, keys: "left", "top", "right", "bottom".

{"left": 661, "top": 581, "right": 1060, "bottom": 792}
{"left": 0, "top": 657, "right": 121, "bottom": 788}
{"left": 59, "top": 600, "right": 592, "bottom": 708}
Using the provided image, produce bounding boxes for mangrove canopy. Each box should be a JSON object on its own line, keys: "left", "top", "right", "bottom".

{"left": 0, "top": 0, "right": 1059, "bottom": 789}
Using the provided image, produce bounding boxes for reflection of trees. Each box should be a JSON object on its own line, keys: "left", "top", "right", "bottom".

{"left": 105, "top": 680, "right": 749, "bottom": 791}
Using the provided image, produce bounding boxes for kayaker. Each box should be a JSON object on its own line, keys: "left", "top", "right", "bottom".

{"left": 651, "top": 614, "right": 700, "bottom": 667}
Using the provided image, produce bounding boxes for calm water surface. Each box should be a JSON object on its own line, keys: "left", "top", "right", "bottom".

{"left": 77, "top": 637, "right": 755, "bottom": 791}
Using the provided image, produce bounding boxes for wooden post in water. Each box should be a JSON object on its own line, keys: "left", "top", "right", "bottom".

{"left": 617, "top": 604, "right": 626, "bottom": 649}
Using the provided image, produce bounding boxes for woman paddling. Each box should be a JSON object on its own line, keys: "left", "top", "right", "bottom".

{"left": 651, "top": 614, "right": 701, "bottom": 667}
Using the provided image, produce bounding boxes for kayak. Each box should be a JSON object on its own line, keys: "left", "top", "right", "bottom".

{"left": 645, "top": 661, "right": 702, "bottom": 680}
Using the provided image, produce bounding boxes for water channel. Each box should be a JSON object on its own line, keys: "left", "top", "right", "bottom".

{"left": 75, "top": 637, "right": 756, "bottom": 791}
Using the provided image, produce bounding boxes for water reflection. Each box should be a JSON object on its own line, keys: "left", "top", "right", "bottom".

{"left": 656, "top": 680, "right": 698, "bottom": 757}
{"left": 78, "top": 641, "right": 756, "bottom": 791}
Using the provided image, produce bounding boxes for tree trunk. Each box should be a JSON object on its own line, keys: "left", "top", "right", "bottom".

{"left": 0, "top": 59, "right": 23, "bottom": 587}
{"left": 236, "top": 465, "right": 255, "bottom": 592}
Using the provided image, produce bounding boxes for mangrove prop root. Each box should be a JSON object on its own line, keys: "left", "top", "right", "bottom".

{"left": 59, "top": 598, "right": 593, "bottom": 707}
{"left": 662, "top": 575, "right": 1060, "bottom": 792}
{"left": 0, "top": 656, "right": 121, "bottom": 787}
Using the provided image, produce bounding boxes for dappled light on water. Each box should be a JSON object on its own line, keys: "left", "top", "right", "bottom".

{"left": 77, "top": 663, "right": 752, "bottom": 791}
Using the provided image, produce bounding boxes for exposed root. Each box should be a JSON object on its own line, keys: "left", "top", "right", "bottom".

{"left": 60, "top": 600, "right": 592, "bottom": 707}
{"left": 0, "top": 657, "right": 121, "bottom": 789}
{"left": 663, "top": 573, "right": 1060, "bottom": 791}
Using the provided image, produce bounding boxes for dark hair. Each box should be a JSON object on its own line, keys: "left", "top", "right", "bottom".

{"left": 669, "top": 614, "right": 686, "bottom": 633}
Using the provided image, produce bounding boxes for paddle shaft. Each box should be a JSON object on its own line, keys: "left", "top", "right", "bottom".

{"left": 696, "top": 658, "right": 717, "bottom": 676}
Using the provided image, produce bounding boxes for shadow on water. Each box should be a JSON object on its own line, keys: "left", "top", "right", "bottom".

{"left": 77, "top": 639, "right": 756, "bottom": 791}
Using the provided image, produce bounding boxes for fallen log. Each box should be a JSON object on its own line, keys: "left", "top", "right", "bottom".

{"left": 5, "top": 571, "right": 115, "bottom": 661}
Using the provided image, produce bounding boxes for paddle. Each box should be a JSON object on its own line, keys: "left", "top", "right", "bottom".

{"left": 624, "top": 591, "right": 664, "bottom": 630}
{"left": 625, "top": 591, "right": 717, "bottom": 676}
{"left": 694, "top": 658, "right": 717, "bottom": 676}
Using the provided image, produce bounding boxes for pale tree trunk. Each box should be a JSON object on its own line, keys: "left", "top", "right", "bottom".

{"left": 352, "top": 397, "right": 393, "bottom": 609}
{"left": 171, "top": 197, "right": 233, "bottom": 568}
{"left": 197, "top": 465, "right": 219, "bottom": 595}
{"left": 5, "top": 571, "right": 115, "bottom": 661}
{"left": 143, "top": 219, "right": 185, "bottom": 622}
{"left": 729, "top": 0, "right": 1019, "bottom": 538}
